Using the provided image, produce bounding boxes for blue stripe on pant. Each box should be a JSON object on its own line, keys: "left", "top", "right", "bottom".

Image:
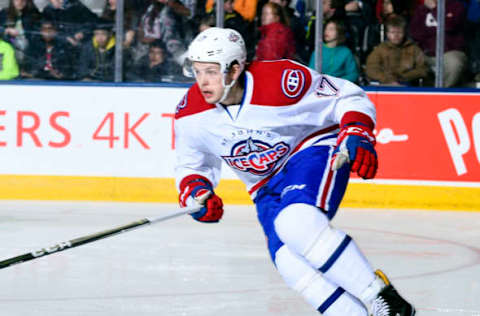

{"left": 319, "top": 235, "right": 352, "bottom": 273}
{"left": 317, "top": 288, "right": 346, "bottom": 313}
{"left": 254, "top": 145, "right": 350, "bottom": 262}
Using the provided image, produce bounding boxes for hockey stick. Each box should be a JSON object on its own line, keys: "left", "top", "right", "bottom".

{"left": 0, "top": 205, "right": 202, "bottom": 270}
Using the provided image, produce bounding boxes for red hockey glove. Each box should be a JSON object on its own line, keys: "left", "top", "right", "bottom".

{"left": 179, "top": 175, "right": 224, "bottom": 223}
{"left": 331, "top": 123, "right": 378, "bottom": 179}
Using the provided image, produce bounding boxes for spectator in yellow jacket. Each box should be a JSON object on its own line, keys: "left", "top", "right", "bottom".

{"left": 0, "top": 38, "right": 19, "bottom": 80}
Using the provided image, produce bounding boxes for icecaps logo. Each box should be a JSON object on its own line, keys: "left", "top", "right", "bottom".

{"left": 222, "top": 137, "right": 290, "bottom": 175}
{"left": 281, "top": 69, "right": 305, "bottom": 98}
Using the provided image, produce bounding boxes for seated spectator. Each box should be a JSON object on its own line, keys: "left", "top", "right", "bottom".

{"left": 22, "top": 19, "right": 73, "bottom": 80}
{"left": 77, "top": 20, "right": 123, "bottom": 82}
{"left": 362, "top": 0, "right": 407, "bottom": 64}
{"left": 126, "top": 40, "right": 183, "bottom": 82}
{"left": 0, "top": 0, "right": 41, "bottom": 70}
{"left": 42, "top": 0, "right": 98, "bottom": 49}
{"left": 269, "top": 0, "right": 309, "bottom": 63}
{"left": 254, "top": 2, "right": 295, "bottom": 61}
{"left": 0, "top": 37, "right": 19, "bottom": 80}
{"left": 365, "top": 14, "right": 429, "bottom": 86}
{"left": 309, "top": 19, "right": 359, "bottom": 83}
{"left": 305, "top": 0, "right": 346, "bottom": 58}
{"left": 410, "top": 0, "right": 467, "bottom": 87}
{"left": 101, "top": 0, "right": 138, "bottom": 49}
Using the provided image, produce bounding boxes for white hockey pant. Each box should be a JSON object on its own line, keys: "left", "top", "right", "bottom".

{"left": 273, "top": 203, "right": 376, "bottom": 306}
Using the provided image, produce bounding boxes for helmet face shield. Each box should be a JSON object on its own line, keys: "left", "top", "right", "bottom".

{"left": 183, "top": 58, "right": 195, "bottom": 78}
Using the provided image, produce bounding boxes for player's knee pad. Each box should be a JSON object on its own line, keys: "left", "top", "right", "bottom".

{"left": 274, "top": 203, "right": 349, "bottom": 270}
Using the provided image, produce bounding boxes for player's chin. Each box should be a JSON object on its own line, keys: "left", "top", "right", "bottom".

{"left": 203, "top": 93, "right": 220, "bottom": 104}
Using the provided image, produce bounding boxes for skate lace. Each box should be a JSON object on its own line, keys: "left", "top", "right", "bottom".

{"left": 372, "top": 296, "right": 391, "bottom": 316}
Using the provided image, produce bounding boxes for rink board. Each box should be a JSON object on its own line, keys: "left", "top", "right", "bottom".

{"left": 0, "top": 83, "right": 479, "bottom": 210}
{"left": 0, "top": 175, "right": 479, "bottom": 211}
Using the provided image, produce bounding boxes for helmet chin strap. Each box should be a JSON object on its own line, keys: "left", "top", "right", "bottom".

{"left": 219, "top": 72, "right": 237, "bottom": 104}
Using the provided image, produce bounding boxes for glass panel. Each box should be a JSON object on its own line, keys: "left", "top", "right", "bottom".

{"left": 0, "top": 0, "right": 477, "bottom": 88}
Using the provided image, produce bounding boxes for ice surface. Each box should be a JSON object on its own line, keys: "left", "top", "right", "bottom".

{"left": 0, "top": 201, "right": 479, "bottom": 316}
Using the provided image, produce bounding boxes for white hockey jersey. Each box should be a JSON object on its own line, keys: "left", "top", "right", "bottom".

{"left": 174, "top": 60, "right": 376, "bottom": 198}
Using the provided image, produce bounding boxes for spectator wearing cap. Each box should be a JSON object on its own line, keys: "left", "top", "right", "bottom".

{"left": 77, "top": 19, "right": 127, "bottom": 81}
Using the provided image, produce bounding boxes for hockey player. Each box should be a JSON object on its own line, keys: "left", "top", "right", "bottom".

{"left": 174, "top": 27, "right": 415, "bottom": 316}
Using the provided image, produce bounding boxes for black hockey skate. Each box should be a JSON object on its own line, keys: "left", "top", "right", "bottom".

{"left": 370, "top": 270, "right": 416, "bottom": 316}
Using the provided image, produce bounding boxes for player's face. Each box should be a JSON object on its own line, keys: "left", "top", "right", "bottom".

{"left": 193, "top": 62, "right": 224, "bottom": 104}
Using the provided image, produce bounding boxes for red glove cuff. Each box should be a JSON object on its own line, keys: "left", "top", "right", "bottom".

{"left": 340, "top": 111, "right": 375, "bottom": 130}
{"left": 337, "top": 124, "right": 376, "bottom": 146}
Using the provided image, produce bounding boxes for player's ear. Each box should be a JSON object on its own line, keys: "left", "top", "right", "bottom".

{"left": 229, "top": 64, "right": 242, "bottom": 81}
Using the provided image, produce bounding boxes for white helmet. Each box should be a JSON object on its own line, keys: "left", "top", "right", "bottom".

{"left": 184, "top": 27, "right": 247, "bottom": 77}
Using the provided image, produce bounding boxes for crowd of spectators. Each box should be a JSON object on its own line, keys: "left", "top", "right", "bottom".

{"left": 0, "top": 0, "right": 479, "bottom": 88}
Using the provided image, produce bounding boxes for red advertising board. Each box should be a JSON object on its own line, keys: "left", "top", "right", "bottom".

{"left": 366, "top": 91, "right": 480, "bottom": 182}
